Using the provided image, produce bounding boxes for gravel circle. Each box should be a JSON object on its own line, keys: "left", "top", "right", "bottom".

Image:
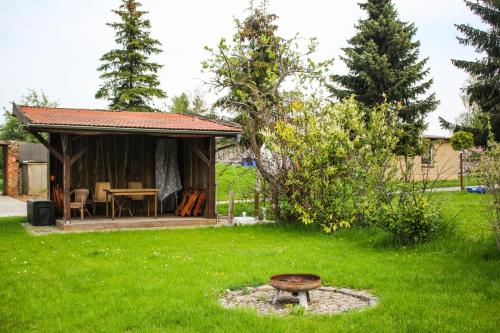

{"left": 219, "top": 284, "right": 378, "bottom": 316}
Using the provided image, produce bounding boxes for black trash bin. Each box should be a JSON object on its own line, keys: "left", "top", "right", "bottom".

{"left": 27, "top": 200, "right": 55, "bottom": 226}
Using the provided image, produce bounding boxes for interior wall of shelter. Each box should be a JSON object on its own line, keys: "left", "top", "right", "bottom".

{"left": 48, "top": 133, "right": 211, "bottom": 216}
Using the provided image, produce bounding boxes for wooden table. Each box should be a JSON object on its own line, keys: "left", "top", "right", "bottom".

{"left": 104, "top": 188, "right": 160, "bottom": 221}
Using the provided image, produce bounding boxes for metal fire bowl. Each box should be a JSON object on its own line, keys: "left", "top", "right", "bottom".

{"left": 269, "top": 274, "right": 321, "bottom": 292}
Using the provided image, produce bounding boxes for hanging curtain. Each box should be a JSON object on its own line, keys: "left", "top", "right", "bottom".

{"left": 155, "top": 139, "right": 182, "bottom": 212}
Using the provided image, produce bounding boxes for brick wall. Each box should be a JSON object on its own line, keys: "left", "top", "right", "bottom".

{"left": 5, "top": 142, "right": 19, "bottom": 196}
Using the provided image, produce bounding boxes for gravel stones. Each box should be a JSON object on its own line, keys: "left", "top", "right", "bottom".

{"left": 219, "top": 284, "right": 377, "bottom": 315}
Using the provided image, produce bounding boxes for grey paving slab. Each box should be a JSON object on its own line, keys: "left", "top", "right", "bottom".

{"left": 0, "top": 196, "right": 27, "bottom": 217}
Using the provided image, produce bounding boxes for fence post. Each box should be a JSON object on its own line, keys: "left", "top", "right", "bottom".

{"left": 460, "top": 152, "right": 465, "bottom": 191}
{"left": 228, "top": 191, "right": 234, "bottom": 224}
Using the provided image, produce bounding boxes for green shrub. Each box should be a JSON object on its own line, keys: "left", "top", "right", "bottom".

{"left": 379, "top": 192, "right": 444, "bottom": 245}
{"left": 450, "top": 131, "right": 474, "bottom": 151}
{"left": 266, "top": 97, "right": 399, "bottom": 233}
{"left": 265, "top": 97, "right": 445, "bottom": 245}
{"left": 477, "top": 141, "right": 500, "bottom": 251}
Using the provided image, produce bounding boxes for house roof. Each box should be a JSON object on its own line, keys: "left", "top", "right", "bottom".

{"left": 13, "top": 105, "right": 242, "bottom": 136}
{"left": 421, "top": 133, "right": 451, "bottom": 140}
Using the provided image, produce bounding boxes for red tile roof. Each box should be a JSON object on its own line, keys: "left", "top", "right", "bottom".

{"left": 15, "top": 105, "right": 242, "bottom": 135}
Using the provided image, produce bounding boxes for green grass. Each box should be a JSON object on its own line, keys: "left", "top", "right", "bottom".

{"left": 216, "top": 163, "right": 256, "bottom": 201}
{"left": 215, "top": 163, "right": 484, "bottom": 200}
{"left": 0, "top": 191, "right": 498, "bottom": 332}
{"left": 421, "top": 176, "right": 482, "bottom": 188}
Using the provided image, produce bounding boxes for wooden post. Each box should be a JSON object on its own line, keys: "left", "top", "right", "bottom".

{"left": 460, "top": 152, "right": 465, "bottom": 191}
{"left": 228, "top": 191, "right": 234, "bottom": 223}
{"left": 61, "top": 134, "right": 71, "bottom": 223}
{"left": 207, "top": 137, "right": 216, "bottom": 218}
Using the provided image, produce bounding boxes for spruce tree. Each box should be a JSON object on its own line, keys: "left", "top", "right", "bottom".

{"left": 452, "top": 0, "right": 499, "bottom": 141}
{"left": 96, "top": 0, "right": 166, "bottom": 112}
{"left": 331, "top": 0, "right": 438, "bottom": 155}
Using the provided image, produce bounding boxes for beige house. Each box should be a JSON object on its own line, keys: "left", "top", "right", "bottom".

{"left": 406, "top": 134, "right": 460, "bottom": 181}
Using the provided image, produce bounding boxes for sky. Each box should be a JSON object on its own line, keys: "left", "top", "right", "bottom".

{"left": 0, "top": 0, "right": 485, "bottom": 135}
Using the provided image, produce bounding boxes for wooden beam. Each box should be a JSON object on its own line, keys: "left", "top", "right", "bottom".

{"left": 183, "top": 139, "right": 210, "bottom": 166}
{"left": 216, "top": 142, "right": 237, "bottom": 152}
{"left": 61, "top": 133, "right": 71, "bottom": 223}
{"left": 70, "top": 147, "right": 87, "bottom": 165}
{"left": 207, "top": 137, "right": 216, "bottom": 218}
{"left": 29, "top": 131, "right": 63, "bottom": 162}
{"left": 12, "top": 103, "right": 30, "bottom": 127}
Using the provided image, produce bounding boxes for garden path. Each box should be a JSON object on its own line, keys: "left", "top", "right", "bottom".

{"left": 0, "top": 196, "right": 26, "bottom": 217}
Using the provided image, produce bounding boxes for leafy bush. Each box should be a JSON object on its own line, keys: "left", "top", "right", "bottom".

{"left": 477, "top": 141, "right": 500, "bottom": 251}
{"left": 265, "top": 97, "right": 445, "bottom": 245}
{"left": 450, "top": 131, "right": 474, "bottom": 151}
{"left": 267, "top": 97, "right": 399, "bottom": 233}
{"left": 378, "top": 189, "right": 444, "bottom": 245}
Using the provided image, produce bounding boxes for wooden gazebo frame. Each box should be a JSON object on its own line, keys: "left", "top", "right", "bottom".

{"left": 13, "top": 104, "right": 241, "bottom": 224}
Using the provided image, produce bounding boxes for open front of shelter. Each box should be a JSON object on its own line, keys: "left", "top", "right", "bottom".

{"left": 13, "top": 105, "right": 241, "bottom": 230}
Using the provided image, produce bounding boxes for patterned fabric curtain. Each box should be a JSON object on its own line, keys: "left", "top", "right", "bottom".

{"left": 155, "top": 139, "right": 182, "bottom": 212}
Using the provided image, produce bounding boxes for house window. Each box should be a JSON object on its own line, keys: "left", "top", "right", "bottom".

{"left": 421, "top": 145, "right": 433, "bottom": 166}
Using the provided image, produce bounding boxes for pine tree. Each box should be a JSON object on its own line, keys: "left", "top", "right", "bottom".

{"left": 96, "top": 0, "right": 166, "bottom": 112}
{"left": 452, "top": 0, "right": 499, "bottom": 141}
{"left": 331, "top": 0, "right": 438, "bottom": 155}
{"left": 170, "top": 93, "right": 190, "bottom": 113}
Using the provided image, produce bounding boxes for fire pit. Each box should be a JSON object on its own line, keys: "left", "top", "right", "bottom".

{"left": 269, "top": 273, "right": 321, "bottom": 308}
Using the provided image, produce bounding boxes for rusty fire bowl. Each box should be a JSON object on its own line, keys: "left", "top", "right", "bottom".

{"left": 269, "top": 273, "right": 321, "bottom": 292}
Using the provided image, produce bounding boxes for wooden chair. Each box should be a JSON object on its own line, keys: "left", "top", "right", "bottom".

{"left": 175, "top": 190, "right": 190, "bottom": 216}
{"left": 92, "top": 182, "right": 111, "bottom": 216}
{"left": 181, "top": 189, "right": 200, "bottom": 217}
{"left": 116, "top": 197, "right": 133, "bottom": 218}
{"left": 192, "top": 191, "right": 206, "bottom": 217}
{"left": 127, "top": 181, "right": 147, "bottom": 215}
{"left": 70, "top": 189, "right": 92, "bottom": 220}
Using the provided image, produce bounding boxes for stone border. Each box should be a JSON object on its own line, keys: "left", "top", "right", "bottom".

{"left": 22, "top": 222, "right": 232, "bottom": 236}
{"left": 219, "top": 284, "right": 378, "bottom": 316}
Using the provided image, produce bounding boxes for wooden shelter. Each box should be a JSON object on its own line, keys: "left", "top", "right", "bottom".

{"left": 13, "top": 104, "right": 241, "bottom": 226}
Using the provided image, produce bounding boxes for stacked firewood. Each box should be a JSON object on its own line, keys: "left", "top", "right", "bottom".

{"left": 175, "top": 188, "right": 206, "bottom": 217}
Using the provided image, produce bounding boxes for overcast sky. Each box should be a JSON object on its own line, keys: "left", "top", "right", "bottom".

{"left": 0, "top": 0, "right": 484, "bottom": 135}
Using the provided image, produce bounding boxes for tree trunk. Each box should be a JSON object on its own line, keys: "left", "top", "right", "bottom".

{"left": 270, "top": 185, "right": 281, "bottom": 222}
{"left": 254, "top": 168, "right": 261, "bottom": 220}
{"left": 247, "top": 118, "right": 284, "bottom": 222}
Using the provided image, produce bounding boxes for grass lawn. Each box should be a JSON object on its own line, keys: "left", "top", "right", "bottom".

{"left": 421, "top": 176, "right": 482, "bottom": 188}
{"left": 214, "top": 164, "right": 484, "bottom": 209}
{"left": 216, "top": 163, "right": 256, "bottom": 201}
{"left": 0, "top": 191, "right": 498, "bottom": 332}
